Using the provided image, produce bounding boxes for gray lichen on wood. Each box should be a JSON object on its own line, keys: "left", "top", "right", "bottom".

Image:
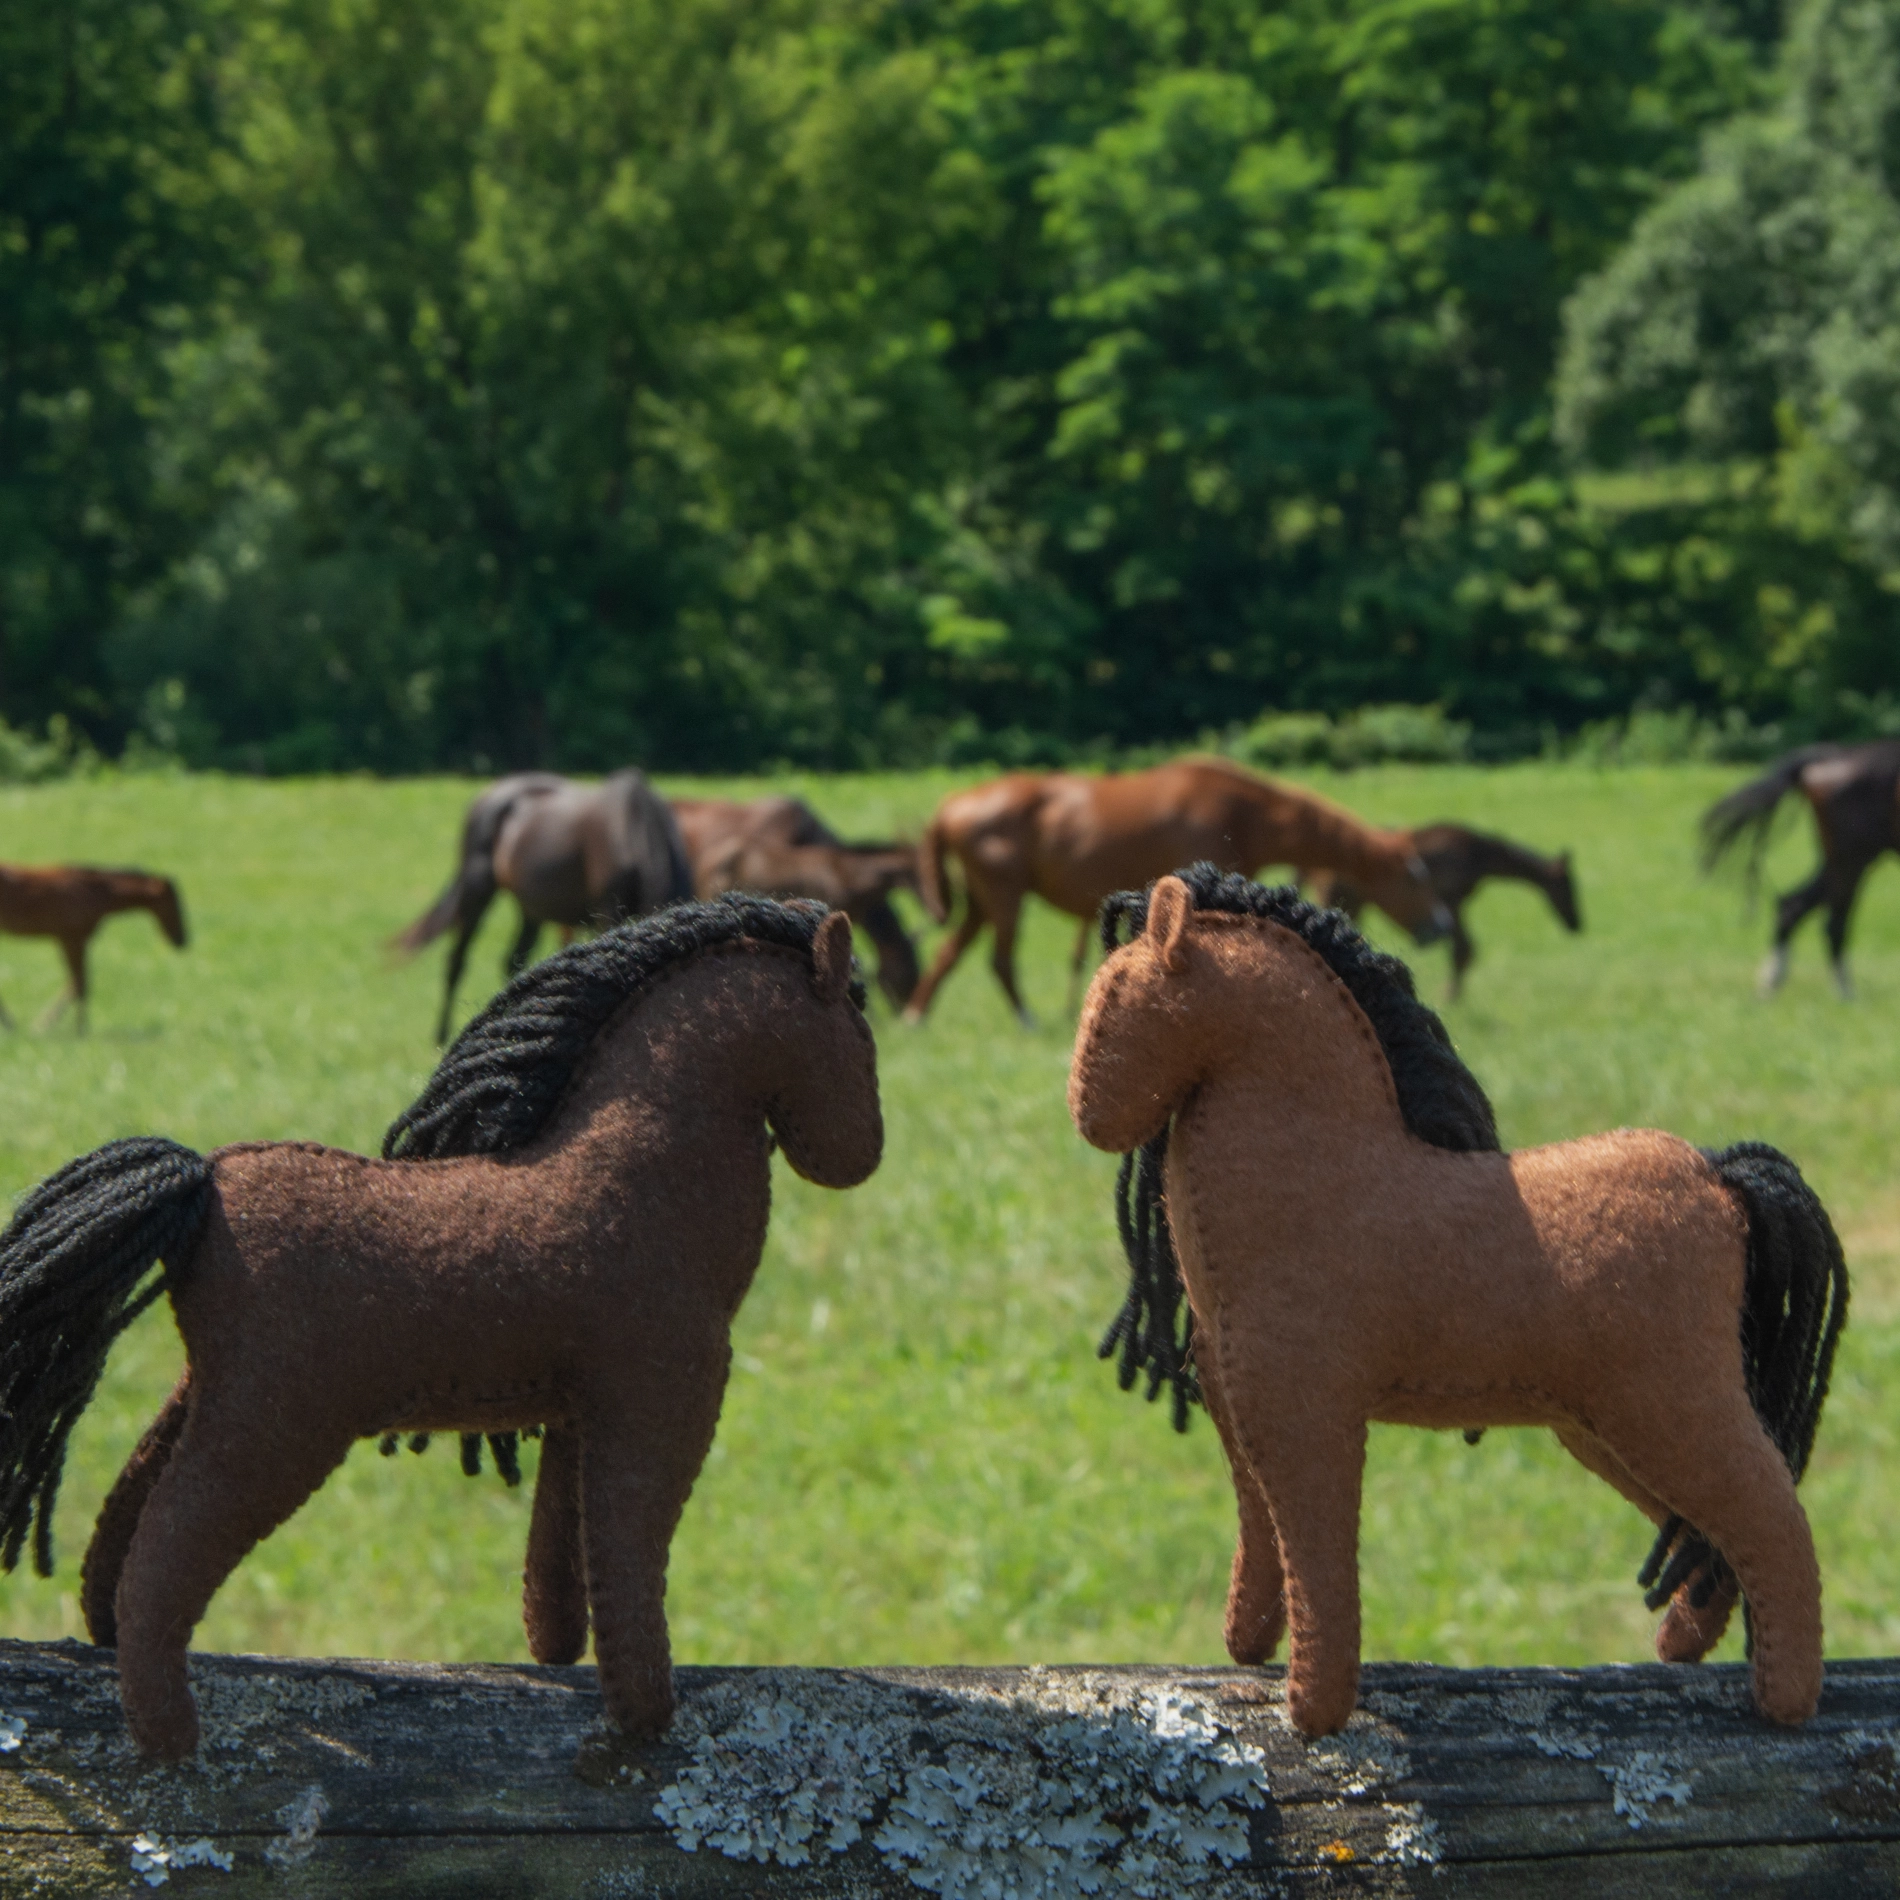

{"left": 0, "top": 1640, "right": 1897, "bottom": 1894}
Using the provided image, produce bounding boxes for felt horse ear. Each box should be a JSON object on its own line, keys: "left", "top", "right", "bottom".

{"left": 1147, "top": 875, "right": 1194, "bottom": 973}
{"left": 811, "top": 909, "right": 855, "bottom": 1002}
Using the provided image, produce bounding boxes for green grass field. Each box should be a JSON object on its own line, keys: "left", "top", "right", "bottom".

{"left": 0, "top": 762, "right": 1896, "bottom": 1677}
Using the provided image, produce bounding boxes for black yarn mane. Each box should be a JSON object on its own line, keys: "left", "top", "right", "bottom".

{"left": 1096, "top": 864, "right": 1500, "bottom": 1431}
{"left": 382, "top": 894, "right": 861, "bottom": 1480}
{"left": 386, "top": 893, "right": 855, "bottom": 1162}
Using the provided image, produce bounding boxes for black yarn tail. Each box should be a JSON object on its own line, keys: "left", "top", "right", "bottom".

{"left": 0, "top": 1137, "right": 213, "bottom": 1576}
{"left": 1639, "top": 1140, "right": 1849, "bottom": 1617}
{"left": 1098, "top": 1129, "right": 1200, "bottom": 1432}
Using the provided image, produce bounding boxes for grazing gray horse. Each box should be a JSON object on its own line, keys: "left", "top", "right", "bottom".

{"left": 395, "top": 770, "right": 693, "bottom": 1041}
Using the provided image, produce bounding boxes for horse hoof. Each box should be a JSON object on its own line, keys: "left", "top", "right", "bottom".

{"left": 1756, "top": 950, "right": 1789, "bottom": 998}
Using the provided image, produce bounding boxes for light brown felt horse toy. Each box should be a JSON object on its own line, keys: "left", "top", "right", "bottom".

{"left": 1069, "top": 866, "right": 1847, "bottom": 1736}
{"left": 0, "top": 896, "right": 882, "bottom": 1761}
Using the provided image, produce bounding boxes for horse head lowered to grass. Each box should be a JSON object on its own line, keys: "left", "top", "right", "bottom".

{"left": 1069, "top": 866, "right": 1847, "bottom": 1737}
{"left": 0, "top": 896, "right": 882, "bottom": 1761}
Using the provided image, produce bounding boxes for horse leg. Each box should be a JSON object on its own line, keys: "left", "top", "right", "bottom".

{"left": 578, "top": 1369, "right": 727, "bottom": 1740}
{"left": 901, "top": 892, "right": 988, "bottom": 1023}
{"left": 436, "top": 913, "right": 484, "bottom": 1045}
{"left": 112, "top": 1389, "right": 353, "bottom": 1759}
{"left": 1446, "top": 911, "right": 1474, "bottom": 1001}
{"left": 38, "top": 937, "right": 88, "bottom": 1030}
{"left": 523, "top": 1424, "right": 588, "bottom": 1665}
{"left": 1597, "top": 1397, "right": 1821, "bottom": 1724}
{"left": 505, "top": 908, "right": 542, "bottom": 977}
{"left": 1196, "top": 1351, "right": 1284, "bottom": 1663}
{"left": 0, "top": 987, "right": 13, "bottom": 1030}
{"left": 987, "top": 892, "right": 1035, "bottom": 1027}
{"left": 81, "top": 1373, "right": 192, "bottom": 1647}
{"left": 1555, "top": 1423, "right": 1736, "bottom": 1660}
{"left": 1762, "top": 868, "right": 1826, "bottom": 996}
{"left": 1822, "top": 856, "right": 1874, "bottom": 999}
{"left": 1259, "top": 1416, "right": 1368, "bottom": 1735}
{"left": 1064, "top": 919, "right": 1092, "bottom": 1016}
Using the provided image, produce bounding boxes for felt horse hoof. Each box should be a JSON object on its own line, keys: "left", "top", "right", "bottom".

{"left": 1224, "top": 1623, "right": 1285, "bottom": 1668}
{"left": 1285, "top": 1674, "right": 1359, "bottom": 1738}
{"left": 1753, "top": 1660, "right": 1823, "bottom": 1728}
{"left": 1655, "top": 1577, "right": 1738, "bottom": 1664}
{"left": 124, "top": 1689, "right": 200, "bottom": 1763}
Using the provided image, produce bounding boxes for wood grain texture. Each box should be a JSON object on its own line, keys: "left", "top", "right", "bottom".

{"left": 0, "top": 1641, "right": 1896, "bottom": 1896}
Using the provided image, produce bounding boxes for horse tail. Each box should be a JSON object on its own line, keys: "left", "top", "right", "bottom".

{"left": 390, "top": 780, "right": 532, "bottom": 953}
{"left": 1639, "top": 1140, "right": 1849, "bottom": 1612}
{"left": 0, "top": 1137, "right": 213, "bottom": 1577}
{"left": 1700, "top": 746, "right": 1837, "bottom": 887}
{"left": 917, "top": 817, "right": 952, "bottom": 925}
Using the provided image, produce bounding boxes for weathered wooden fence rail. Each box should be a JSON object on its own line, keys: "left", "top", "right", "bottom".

{"left": 0, "top": 1640, "right": 1896, "bottom": 1896}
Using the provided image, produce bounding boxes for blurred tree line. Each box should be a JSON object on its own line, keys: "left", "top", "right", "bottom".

{"left": 2, "top": 0, "right": 1894, "bottom": 771}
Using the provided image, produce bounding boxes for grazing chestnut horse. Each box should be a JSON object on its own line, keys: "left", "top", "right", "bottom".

{"left": 1703, "top": 739, "right": 1900, "bottom": 997}
{"left": 1303, "top": 824, "right": 1580, "bottom": 997}
{"left": 673, "top": 795, "right": 921, "bottom": 1008}
{"left": 1071, "top": 867, "right": 1845, "bottom": 1736}
{"left": 906, "top": 759, "right": 1450, "bottom": 1024}
{"left": 0, "top": 897, "right": 882, "bottom": 1761}
{"left": 0, "top": 864, "right": 187, "bottom": 1030}
{"left": 395, "top": 769, "right": 693, "bottom": 1041}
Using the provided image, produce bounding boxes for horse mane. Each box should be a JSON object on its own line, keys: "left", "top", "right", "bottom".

{"left": 1100, "top": 863, "right": 1500, "bottom": 1153}
{"left": 1095, "top": 864, "right": 1498, "bottom": 1432}
{"left": 384, "top": 893, "right": 861, "bottom": 1163}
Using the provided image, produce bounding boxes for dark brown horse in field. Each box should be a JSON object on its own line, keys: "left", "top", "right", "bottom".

{"left": 1303, "top": 825, "right": 1580, "bottom": 997}
{"left": 0, "top": 865, "right": 187, "bottom": 1030}
{"left": 1703, "top": 740, "right": 1900, "bottom": 997}
{"left": 395, "top": 770, "right": 693, "bottom": 1041}
{"left": 673, "top": 795, "right": 921, "bottom": 1008}
{"left": 905, "top": 759, "right": 1450, "bottom": 1023}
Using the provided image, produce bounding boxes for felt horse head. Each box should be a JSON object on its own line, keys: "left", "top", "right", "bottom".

{"left": 1071, "top": 865, "right": 1846, "bottom": 1737}
{"left": 0, "top": 895, "right": 882, "bottom": 1762}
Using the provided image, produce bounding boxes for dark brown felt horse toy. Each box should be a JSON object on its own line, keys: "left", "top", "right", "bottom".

{"left": 1070, "top": 866, "right": 1846, "bottom": 1736}
{"left": 0, "top": 896, "right": 882, "bottom": 1761}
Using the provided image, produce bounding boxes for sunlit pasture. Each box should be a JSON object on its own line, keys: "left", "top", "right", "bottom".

{"left": 0, "top": 762, "right": 1896, "bottom": 1673}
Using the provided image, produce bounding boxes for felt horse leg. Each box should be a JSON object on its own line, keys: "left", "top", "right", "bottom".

{"left": 1597, "top": 1398, "right": 1822, "bottom": 1725}
{"left": 578, "top": 1370, "right": 727, "bottom": 1740}
{"left": 113, "top": 1392, "right": 354, "bottom": 1759}
{"left": 523, "top": 1424, "right": 588, "bottom": 1666}
{"left": 1195, "top": 1351, "right": 1284, "bottom": 1664}
{"left": 1656, "top": 1572, "right": 1741, "bottom": 1664}
{"left": 1258, "top": 1416, "right": 1368, "bottom": 1736}
{"left": 1554, "top": 1422, "right": 1737, "bottom": 1662}
{"left": 80, "top": 1373, "right": 192, "bottom": 1647}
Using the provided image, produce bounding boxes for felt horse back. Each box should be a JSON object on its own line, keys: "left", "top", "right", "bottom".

{"left": 1070, "top": 867, "right": 1846, "bottom": 1737}
{"left": 0, "top": 896, "right": 882, "bottom": 1761}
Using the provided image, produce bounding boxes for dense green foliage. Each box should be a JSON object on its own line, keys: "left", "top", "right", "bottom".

{"left": 9, "top": 0, "right": 1899, "bottom": 767}
{"left": 1555, "top": 0, "right": 1900, "bottom": 735}
{"left": 0, "top": 766, "right": 1897, "bottom": 1669}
